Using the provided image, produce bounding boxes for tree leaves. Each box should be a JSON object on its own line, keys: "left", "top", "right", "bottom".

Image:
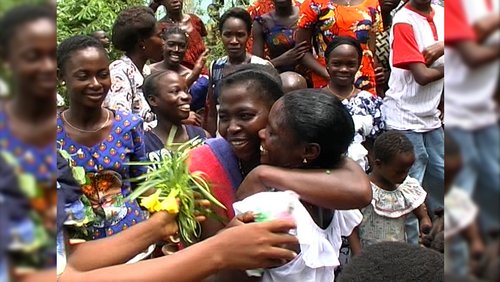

{"left": 56, "top": 0, "right": 144, "bottom": 60}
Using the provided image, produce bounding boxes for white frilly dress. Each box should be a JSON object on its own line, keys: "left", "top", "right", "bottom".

{"left": 444, "top": 186, "right": 478, "bottom": 239}
{"left": 359, "top": 176, "right": 427, "bottom": 247}
{"left": 233, "top": 191, "right": 362, "bottom": 282}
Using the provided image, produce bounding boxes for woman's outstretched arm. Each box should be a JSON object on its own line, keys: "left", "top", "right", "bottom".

{"left": 237, "top": 157, "right": 372, "bottom": 210}
{"left": 67, "top": 211, "right": 177, "bottom": 272}
{"left": 60, "top": 219, "right": 298, "bottom": 282}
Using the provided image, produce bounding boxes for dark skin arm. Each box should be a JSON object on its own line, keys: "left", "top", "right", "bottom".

{"left": 447, "top": 12, "right": 500, "bottom": 68}
{"left": 461, "top": 221, "right": 485, "bottom": 260}
{"left": 186, "top": 50, "right": 208, "bottom": 87}
{"left": 253, "top": 20, "right": 309, "bottom": 69}
{"left": 252, "top": 20, "right": 266, "bottom": 59}
{"left": 203, "top": 75, "right": 218, "bottom": 136}
{"left": 67, "top": 211, "right": 177, "bottom": 272}
{"left": 422, "top": 41, "right": 444, "bottom": 66}
{"left": 200, "top": 205, "right": 228, "bottom": 240}
{"left": 368, "top": 30, "right": 377, "bottom": 57}
{"left": 412, "top": 203, "right": 432, "bottom": 235}
{"left": 272, "top": 42, "right": 310, "bottom": 69}
{"left": 473, "top": 13, "right": 500, "bottom": 43}
{"left": 16, "top": 269, "right": 55, "bottom": 282}
{"left": 296, "top": 28, "right": 330, "bottom": 80}
{"left": 237, "top": 158, "right": 372, "bottom": 210}
{"left": 452, "top": 40, "right": 500, "bottom": 69}
{"left": 347, "top": 227, "right": 362, "bottom": 256}
{"left": 60, "top": 219, "right": 298, "bottom": 282}
{"left": 202, "top": 213, "right": 262, "bottom": 282}
{"left": 407, "top": 63, "right": 444, "bottom": 86}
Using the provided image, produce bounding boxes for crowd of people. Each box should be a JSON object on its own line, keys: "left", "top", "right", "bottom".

{"left": 0, "top": 0, "right": 499, "bottom": 281}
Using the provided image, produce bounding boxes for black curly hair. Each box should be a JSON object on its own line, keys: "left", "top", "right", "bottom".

{"left": 338, "top": 241, "right": 444, "bottom": 282}
{"left": 57, "top": 35, "right": 107, "bottom": 72}
{"left": 231, "top": 63, "right": 282, "bottom": 88}
{"left": 324, "top": 36, "right": 363, "bottom": 66}
{"left": 219, "top": 64, "right": 284, "bottom": 108}
{"left": 143, "top": 69, "right": 179, "bottom": 98}
{"left": 164, "top": 26, "right": 188, "bottom": 42}
{"left": 111, "top": 6, "right": 157, "bottom": 53}
{"left": 373, "top": 130, "right": 414, "bottom": 163}
{"left": 218, "top": 7, "right": 252, "bottom": 33}
{"left": 282, "top": 89, "right": 354, "bottom": 168}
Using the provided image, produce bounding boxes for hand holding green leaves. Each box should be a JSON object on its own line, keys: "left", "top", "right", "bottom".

{"left": 127, "top": 127, "right": 224, "bottom": 245}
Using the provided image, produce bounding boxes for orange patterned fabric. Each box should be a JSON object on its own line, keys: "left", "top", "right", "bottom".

{"left": 297, "top": 0, "right": 382, "bottom": 92}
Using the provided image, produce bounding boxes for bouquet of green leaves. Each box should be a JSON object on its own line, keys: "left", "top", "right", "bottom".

{"left": 126, "top": 128, "right": 225, "bottom": 245}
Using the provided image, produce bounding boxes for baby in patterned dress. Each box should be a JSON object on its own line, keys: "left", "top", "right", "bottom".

{"left": 356, "top": 131, "right": 432, "bottom": 247}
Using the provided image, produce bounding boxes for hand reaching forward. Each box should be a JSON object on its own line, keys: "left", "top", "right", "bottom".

{"left": 211, "top": 218, "right": 298, "bottom": 270}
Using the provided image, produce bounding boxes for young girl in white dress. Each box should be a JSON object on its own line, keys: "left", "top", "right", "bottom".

{"left": 357, "top": 131, "right": 432, "bottom": 247}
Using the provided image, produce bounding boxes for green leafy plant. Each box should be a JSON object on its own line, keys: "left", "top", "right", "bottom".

{"left": 56, "top": 0, "right": 145, "bottom": 60}
{"left": 206, "top": 39, "right": 226, "bottom": 67}
{"left": 127, "top": 126, "right": 225, "bottom": 245}
{"left": 56, "top": 0, "right": 146, "bottom": 101}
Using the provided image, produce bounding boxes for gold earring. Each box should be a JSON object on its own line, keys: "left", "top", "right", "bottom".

{"left": 303, "top": 158, "right": 308, "bottom": 164}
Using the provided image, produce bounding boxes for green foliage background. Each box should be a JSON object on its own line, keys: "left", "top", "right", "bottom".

{"left": 56, "top": 0, "right": 226, "bottom": 64}
{"left": 56, "top": 0, "right": 145, "bottom": 61}
{"left": 1, "top": 0, "right": 231, "bottom": 97}
{"left": 0, "top": 0, "right": 47, "bottom": 14}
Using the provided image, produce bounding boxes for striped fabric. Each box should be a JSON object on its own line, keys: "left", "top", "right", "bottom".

{"left": 382, "top": 4, "right": 444, "bottom": 132}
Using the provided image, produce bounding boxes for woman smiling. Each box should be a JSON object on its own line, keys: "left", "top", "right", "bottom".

{"left": 56, "top": 35, "right": 148, "bottom": 241}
